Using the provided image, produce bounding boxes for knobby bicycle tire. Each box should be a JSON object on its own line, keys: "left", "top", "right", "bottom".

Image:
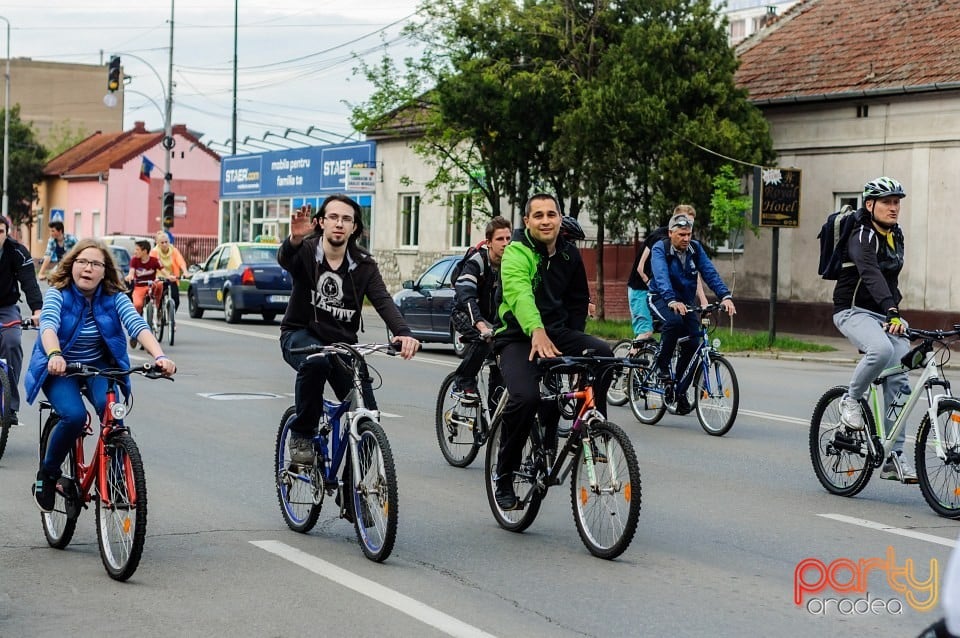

{"left": 606, "top": 340, "right": 632, "bottom": 407}
{"left": 0, "top": 366, "right": 13, "bottom": 462}
{"left": 916, "top": 397, "right": 960, "bottom": 518}
{"left": 96, "top": 432, "right": 147, "bottom": 581}
{"left": 275, "top": 405, "right": 322, "bottom": 533}
{"left": 484, "top": 419, "right": 543, "bottom": 533}
{"left": 569, "top": 420, "right": 642, "bottom": 559}
{"left": 350, "top": 418, "right": 398, "bottom": 562}
{"left": 628, "top": 343, "right": 667, "bottom": 425}
{"left": 40, "top": 414, "right": 79, "bottom": 549}
{"left": 693, "top": 354, "right": 739, "bottom": 436}
{"left": 809, "top": 386, "right": 875, "bottom": 497}
{"left": 435, "top": 371, "right": 482, "bottom": 467}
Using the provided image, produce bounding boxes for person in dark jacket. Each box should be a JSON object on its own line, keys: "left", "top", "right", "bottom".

{"left": 832, "top": 176, "right": 915, "bottom": 482}
{"left": 450, "top": 216, "right": 511, "bottom": 402}
{"left": 648, "top": 213, "right": 735, "bottom": 415}
{"left": 0, "top": 216, "right": 43, "bottom": 425}
{"left": 278, "top": 195, "right": 419, "bottom": 465}
{"left": 491, "top": 193, "right": 612, "bottom": 511}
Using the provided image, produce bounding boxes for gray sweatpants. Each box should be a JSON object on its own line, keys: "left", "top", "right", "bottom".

{"left": 834, "top": 307, "right": 911, "bottom": 451}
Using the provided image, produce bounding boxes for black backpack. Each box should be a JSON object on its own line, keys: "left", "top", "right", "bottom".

{"left": 817, "top": 205, "right": 858, "bottom": 280}
{"left": 449, "top": 244, "right": 483, "bottom": 288}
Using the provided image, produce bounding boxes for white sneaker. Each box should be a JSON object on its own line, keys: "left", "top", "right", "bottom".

{"left": 839, "top": 397, "right": 864, "bottom": 430}
{"left": 880, "top": 451, "right": 919, "bottom": 484}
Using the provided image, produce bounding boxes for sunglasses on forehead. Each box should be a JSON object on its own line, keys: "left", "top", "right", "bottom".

{"left": 671, "top": 219, "right": 692, "bottom": 229}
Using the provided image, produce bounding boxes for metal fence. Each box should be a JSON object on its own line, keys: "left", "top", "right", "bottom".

{"left": 174, "top": 234, "right": 219, "bottom": 267}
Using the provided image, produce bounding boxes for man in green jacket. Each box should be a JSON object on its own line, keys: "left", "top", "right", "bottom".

{"left": 493, "top": 193, "right": 613, "bottom": 511}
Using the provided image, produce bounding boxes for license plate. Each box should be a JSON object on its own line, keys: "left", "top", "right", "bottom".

{"left": 269, "top": 295, "right": 290, "bottom": 304}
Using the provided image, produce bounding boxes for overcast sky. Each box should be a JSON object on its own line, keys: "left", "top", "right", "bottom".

{"left": 0, "top": 1, "right": 424, "bottom": 153}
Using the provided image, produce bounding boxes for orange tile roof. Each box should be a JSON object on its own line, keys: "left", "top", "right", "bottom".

{"left": 735, "top": 0, "right": 960, "bottom": 103}
{"left": 66, "top": 131, "right": 162, "bottom": 175}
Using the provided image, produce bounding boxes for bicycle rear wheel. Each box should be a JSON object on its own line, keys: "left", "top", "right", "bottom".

{"left": 40, "top": 415, "right": 80, "bottom": 549}
{"left": 916, "top": 397, "right": 960, "bottom": 518}
{"left": 435, "top": 372, "right": 482, "bottom": 467}
{"left": 96, "top": 432, "right": 147, "bottom": 581}
{"left": 628, "top": 344, "right": 667, "bottom": 425}
{"left": 166, "top": 296, "right": 176, "bottom": 346}
{"left": 693, "top": 354, "right": 739, "bottom": 436}
{"left": 606, "top": 340, "right": 632, "bottom": 407}
{"left": 350, "top": 419, "right": 398, "bottom": 562}
{"left": 809, "top": 386, "right": 875, "bottom": 496}
{"left": 484, "top": 419, "right": 543, "bottom": 532}
{"left": 0, "top": 365, "right": 12, "bottom": 462}
{"left": 275, "top": 406, "right": 322, "bottom": 533}
{"left": 570, "top": 420, "right": 641, "bottom": 559}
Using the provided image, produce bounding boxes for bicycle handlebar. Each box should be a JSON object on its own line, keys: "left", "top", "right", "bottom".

{"left": 290, "top": 342, "right": 401, "bottom": 358}
{"left": 1, "top": 318, "right": 36, "bottom": 330}
{"left": 535, "top": 354, "right": 650, "bottom": 372}
{"left": 906, "top": 325, "right": 960, "bottom": 341}
{"left": 63, "top": 362, "right": 175, "bottom": 381}
{"left": 683, "top": 301, "right": 729, "bottom": 314}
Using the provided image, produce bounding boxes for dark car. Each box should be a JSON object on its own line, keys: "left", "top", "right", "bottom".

{"left": 392, "top": 254, "right": 467, "bottom": 356}
{"left": 107, "top": 245, "right": 131, "bottom": 283}
{"left": 187, "top": 241, "right": 291, "bottom": 323}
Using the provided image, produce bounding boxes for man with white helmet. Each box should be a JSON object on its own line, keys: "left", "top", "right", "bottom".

{"left": 833, "top": 176, "right": 915, "bottom": 482}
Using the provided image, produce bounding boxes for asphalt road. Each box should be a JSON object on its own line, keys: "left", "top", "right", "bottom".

{"left": 0, "top": 309, "right": 956, "bottom": 637}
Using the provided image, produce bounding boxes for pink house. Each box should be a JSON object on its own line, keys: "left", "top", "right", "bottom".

{"left": 34, "top": 121, "right": 221, "bottom": 261}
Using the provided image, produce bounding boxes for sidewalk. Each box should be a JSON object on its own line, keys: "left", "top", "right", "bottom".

{"left": 723, "top": 331, "right": 863, "bottom": 366}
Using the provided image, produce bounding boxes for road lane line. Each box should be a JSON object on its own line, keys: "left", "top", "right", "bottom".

{"left": 250, "top": 540, "right": 497, "bottom": 638}
{"left": 818, "top": 514, "right": 957, "bottom": 548}
{"left": 738, "top": 408, "right": 808, "bottom": 425}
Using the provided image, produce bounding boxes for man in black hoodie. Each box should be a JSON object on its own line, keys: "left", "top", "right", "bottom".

{"left": 0, "top": 217, "right": 42, "bottom": 425}
{"left": 278, "top": 195, "right": 419, "bottom": 464}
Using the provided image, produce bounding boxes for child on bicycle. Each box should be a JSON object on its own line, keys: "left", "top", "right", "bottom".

{"left": 25, "top": 239, "right": 176, "bottom": 512}
{"left": 126, "top": 241, "right": 166, "bottom": 344}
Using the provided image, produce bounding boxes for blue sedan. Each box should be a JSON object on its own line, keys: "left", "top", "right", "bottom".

{"left": 187, "top": 242, "right": 291, "bottom": 323}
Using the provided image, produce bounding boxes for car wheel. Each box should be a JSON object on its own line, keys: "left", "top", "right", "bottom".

{"left": 452, "top": 326, "right": 467, "bottom": 358}
{"left": 188, "top": 289, "right": 203, "bottom": 318}
{"left": 262, "top": 312, "right": 277, "bottom": 323}
{"left": 223, "top": 291, "right": 241, "bottom": 323}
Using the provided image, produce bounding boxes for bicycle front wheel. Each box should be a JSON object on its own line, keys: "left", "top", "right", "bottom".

{"left": 809, "top": 386, "right": 875, "bottom": 496}
{"left": 96, "top": 432, "right": 147, "bottom": 581}
{"left": 144, "top": 302, "right": 156, "bottom": 339}
{"left": 606, "top": 340, "right": 632, "bottom": 407}
{"left": 628, "top": 344, "right": 667, "bottom": 425}
{"left": 916, "top": 398, "right": 960, "bottom": 518}
{"left": 0, "top": 365, "right": 12, "bottom": 462}
{"left": 40, "top": 415, "right": 79, "bottom": 549}
{"left": 693, "top": 354, "right": 739, "bottom": 436}
{"left": 350, "top": 419, "right": 398, "bottom": 562}
{"left": 570, "top": 420, "right": 641, "bottom": 559}
{"left": 275, "top": 406, "right": 322, "bottom": 533}
{"left": 484, "top": 419, "right": 543, "bottom": 532}
{"left": 166, "top": 296, "right": 176, "bottom": 346}
{"left": 435, "top": 372, "right": 482, "bottom": 467}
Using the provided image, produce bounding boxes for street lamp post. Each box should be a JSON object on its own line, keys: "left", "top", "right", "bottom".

{"left": 0, "top": 16, "right": 10, "bottom": 221}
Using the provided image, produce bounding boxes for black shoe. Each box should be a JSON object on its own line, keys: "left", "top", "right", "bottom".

{"left": 8, "top": 410, "right": 18, "bottom": 427}
{"left": 494, "top": 476, "right": 519, "bottom": 511}
{"left": 675, "top": 395, "right": 693, "bottom": 415}
{"left": 33, "top": 470, "right": 57, "bottom": 513}
{"left": 660, "top": 376, "right": 675, "bottom": 404}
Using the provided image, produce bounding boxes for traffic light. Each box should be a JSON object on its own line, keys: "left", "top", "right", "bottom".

{"left": 162, "top": 191, "right": 175, "bottom": 228}
{"left": 107, "top": 56, "right": 121, "bottom": 92}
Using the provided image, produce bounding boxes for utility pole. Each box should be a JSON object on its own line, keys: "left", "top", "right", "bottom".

{"left": 163, "top": 0, "right": 176, "bottom": 199}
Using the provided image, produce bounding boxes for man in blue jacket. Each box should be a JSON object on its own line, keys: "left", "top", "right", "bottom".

{"left": 648, "top": 212, "right": 735, "bottom": 414}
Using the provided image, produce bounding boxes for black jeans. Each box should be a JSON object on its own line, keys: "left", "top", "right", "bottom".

{"left": 280, "top": 329, "right": 376, "bottom": 435}
{"left": 649, "top": 296, "right": 700, "bottom": 394}
{"left": 495, "top": 329, "right": 612, "bottom": 477}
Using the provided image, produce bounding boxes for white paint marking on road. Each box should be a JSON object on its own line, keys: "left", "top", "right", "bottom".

{"left": 175, "top": 318, "right": 279, "bottom": 340}
{"left": 250, "top": 540, "right": 497, "bottom": 638}
{"left": 818, "top": 514, "right": 957, "bottom": 548}
{"left": 739, "top": 408, "right": 808, "bottom": 425}
{"left": 379, "top": 412, "right": 403, "bottom": 418}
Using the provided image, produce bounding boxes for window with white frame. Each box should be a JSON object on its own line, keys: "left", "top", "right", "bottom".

{"left": 450, "top": 192, "right": 473, "bottom": 248}
{"left": 400, "top": 194, "right": 420, "bottom": 246}
{"left": 836, "top": 193, "right": 861, "bottom": 211}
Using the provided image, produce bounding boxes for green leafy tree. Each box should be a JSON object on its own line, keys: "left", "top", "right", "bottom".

{"left": 1, "top": 105, "right": 48, "bottom": 228}
{"left": 351, "top": 0, "right": 775, "bottom": 316}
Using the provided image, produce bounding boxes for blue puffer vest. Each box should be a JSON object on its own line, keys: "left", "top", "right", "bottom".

{"left": 25, "top": 284, "right": 132, "bottom": 404}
